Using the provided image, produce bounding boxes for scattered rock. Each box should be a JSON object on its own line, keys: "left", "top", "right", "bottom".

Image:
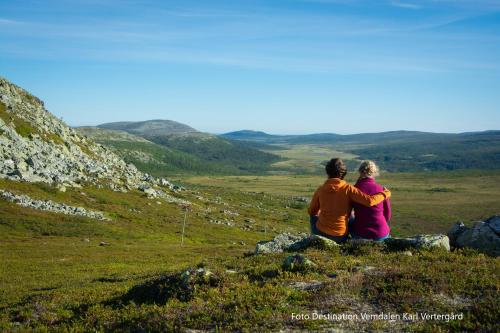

{"left": 282, "top": 254, "right": 316, "bottom": 272}
{"left": 0, "top": 189, "right": 109, "bottom": 220}
{"left": 447, "top": 216, "right": 500, "bottom": 256}
{"left": 385, "top": 234, "right": 450, "bottom": 251}
{"left": 209, "top": 219, "right": 234, "bottom": 227}
{"left": 402, "top": 250, "right": 413, "bottom": 256}
{"left": 221, "top": 209, "right": 239, "bottom": 216}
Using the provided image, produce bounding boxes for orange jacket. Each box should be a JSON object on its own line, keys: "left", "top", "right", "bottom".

{"left": 308, "top": 178, "right": 391, "bottom": 237}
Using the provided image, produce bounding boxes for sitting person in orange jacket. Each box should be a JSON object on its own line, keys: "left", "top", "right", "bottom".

{"left": 308, "top": 158, "right": 391, "bottom": 243}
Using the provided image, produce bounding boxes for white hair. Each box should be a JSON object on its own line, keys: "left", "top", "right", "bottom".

{"left": 358, "top": 160, "right": 379, "bottom": 177}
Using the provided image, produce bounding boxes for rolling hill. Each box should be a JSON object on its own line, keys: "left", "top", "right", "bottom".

{"left": 223, "top": 130, "right": 500, "bottom": 172}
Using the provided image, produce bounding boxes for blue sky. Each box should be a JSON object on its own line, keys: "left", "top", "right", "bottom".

{"left": 1, "top": 0, "right": 499, "bottom": 134}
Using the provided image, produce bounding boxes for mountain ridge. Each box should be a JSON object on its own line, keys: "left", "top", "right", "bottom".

{"left": 223, "top": 129, "right": 500, "bottom": 141}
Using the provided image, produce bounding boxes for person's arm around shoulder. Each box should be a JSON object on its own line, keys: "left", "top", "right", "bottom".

{"left": 308, "top": 189, "right": 320, "bottom": 216}
{"left": 347, "top": 184, "right": 391, "bottom": 207}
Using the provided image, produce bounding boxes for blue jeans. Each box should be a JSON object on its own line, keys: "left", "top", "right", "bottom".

{"left": 309, "top": 216, "right": 348, "bottom": 243}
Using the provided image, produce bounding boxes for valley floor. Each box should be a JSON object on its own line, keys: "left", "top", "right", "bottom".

{"left": 180, "top": 170, "right": 500, "bottom": 236}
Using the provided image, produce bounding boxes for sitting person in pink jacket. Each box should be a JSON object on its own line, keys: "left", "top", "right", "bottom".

{"left": 350, "top": 160, "right": 391, "bottom": 241}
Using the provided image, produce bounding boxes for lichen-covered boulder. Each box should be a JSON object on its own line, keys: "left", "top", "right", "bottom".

{"left": 447, "top": 216, "right": 500, "bottom": 256}
{"left": 288, "top": 234, "right": 340, "bottom": 251}
{"left": 255, "top": 233, "right": 306, "bottom": 254}
{"left": 385, "top": 234, "right": 450, "bottom": 251}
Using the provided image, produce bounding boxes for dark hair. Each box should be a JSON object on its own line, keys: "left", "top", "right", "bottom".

{"left": 325, "top": 158, "right": 347, "bottom": 179}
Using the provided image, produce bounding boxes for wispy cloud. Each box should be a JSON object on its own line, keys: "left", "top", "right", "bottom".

{"left": 0, "top": 18, "right": 24, "bottom": 25}
{"left": 391, "top": 1, "right": 421, "bottom": 10}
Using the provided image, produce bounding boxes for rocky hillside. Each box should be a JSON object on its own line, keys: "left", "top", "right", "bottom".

{"left": 0, "top": 77, "right": 175, "bottom": 195}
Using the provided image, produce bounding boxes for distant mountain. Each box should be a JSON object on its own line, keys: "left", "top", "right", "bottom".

{"left": 222, "top": 130, "right": 449, "bottom": 144}
{"left": 223, "top": 130, "right": 276, "bottom": 141}
{"left": 90, "top": 121, "right": 283, "bottom": 175}
{"left": 98, "top": 119, "right": 198, "bottom": 136}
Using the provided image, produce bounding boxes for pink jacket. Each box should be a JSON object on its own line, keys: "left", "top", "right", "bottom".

{"left": 351, "top": 177, "right": 391, "bottom": 239}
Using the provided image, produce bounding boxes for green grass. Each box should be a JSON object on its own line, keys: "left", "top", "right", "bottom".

{"left": 0, "top": 170, "right": 499, "bottom": 331}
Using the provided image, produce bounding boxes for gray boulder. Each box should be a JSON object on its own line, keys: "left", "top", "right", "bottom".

{"left": 486, "top": 215, "right": 500, "bottom": 235}
{"left": 385, "top": 234, "right": 450, "bottom": 251}
{"left": 447, "top": 216, "right": 500, "bottom": 256}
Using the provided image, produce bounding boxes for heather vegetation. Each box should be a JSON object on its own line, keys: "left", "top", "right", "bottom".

{"left": 1, "top": 172, "right": 499, "bottom": 331}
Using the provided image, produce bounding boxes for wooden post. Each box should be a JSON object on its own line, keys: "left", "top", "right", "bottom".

{"left": 181, "top": 204, "right": 191, "bottom": 246}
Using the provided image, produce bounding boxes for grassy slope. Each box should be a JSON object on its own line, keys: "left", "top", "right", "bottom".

{"left": 0, "top": 171, "right": 499, "bottom": 331}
